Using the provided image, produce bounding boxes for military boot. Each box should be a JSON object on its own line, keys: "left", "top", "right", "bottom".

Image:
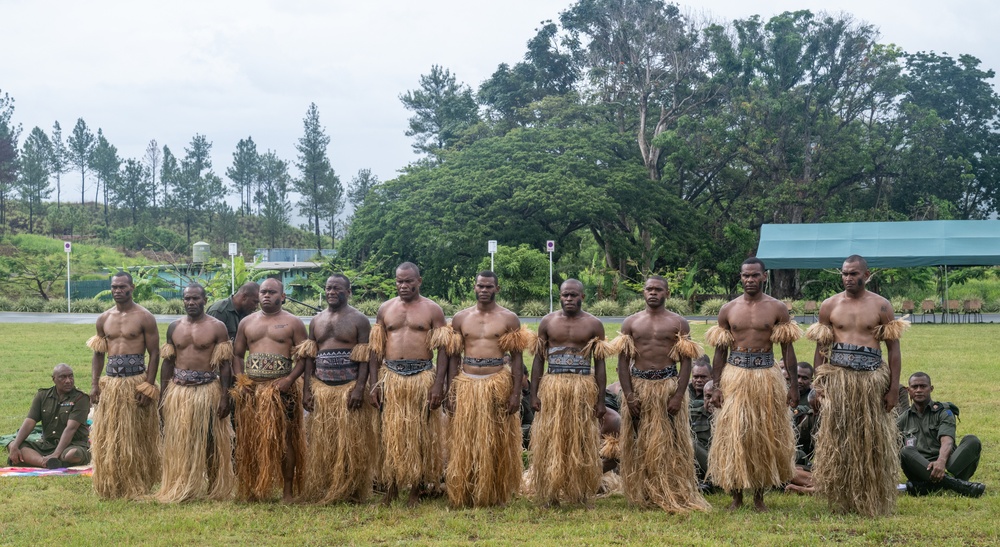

{"left": 905, "top": 481, "right": 941, "bottom": 496}
{"left": 939, "top": 475, "right": 986, "bottom": 498}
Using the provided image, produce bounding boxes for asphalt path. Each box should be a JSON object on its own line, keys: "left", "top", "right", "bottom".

{"left": 1, "top": 312, "right": 995, "bottom": 325}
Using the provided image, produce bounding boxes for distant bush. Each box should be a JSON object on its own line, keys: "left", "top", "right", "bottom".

{"left": 496, "top": 299, "right": 517, "bottom": 315}
{"left": 141, "top": 300, "right": 167, "bottom": 315}
{"left": 664, "top": 298, "right": 691, "bottom": 315}
{"left": 589, "top": 299, "right": 622, "bottom": 317}
{"left": 623, "top": 298, "right": 646, "bottom": 316}
{"left": 783, "top": 299, "right": 804, "bottom": 315}
{"left": 986, "top": 298, "right": 1000, "bottom": 313}
{"left": 165, "top": 300, "right": 185, "bottom": 314}
{"left": 13, "top": 298, "right": 45, "bottom": 312}
{"left": 43, "top": 299, "right": 68, "bottom": 313}
{"left": 520, "top": 301, "right": 547, "bottom": 317}
{"left": 0, "top": 297, "right": 14, "bottom": 312}
{"left": 73, "top": 300, "right": 106, "bottom": 313}
{"left": 699, "top": 298, "right": 727, "bottom": 316}
{"left": 354, "top": 300, "right": 381, "bottom": 316}
{"left": 430, "top": 298, "right": 457, "bottom": 317}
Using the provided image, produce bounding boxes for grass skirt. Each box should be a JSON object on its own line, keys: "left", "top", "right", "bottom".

{"left": 231, "top": 376, "right": 305, "bottom": 501}
{"left": 813, "top": 364, "right": 899, "bottom": 516}
{"left": 527, "top": 374, "right": 601, "bottom": 505}
{"left": 708, "top": 364, "right": 795, "bottom": 492}
{"left": 445, "top": 368, "right": 522, "bottom": 507}
{"left": 301, "top": 380, "right": 380, "bottom": 503}
{"left": 621, "top": 377, "right": 709, "bottom": 513}
{"left": 379, "top": 368, "right": 444, "bottom": 489}
{"left": 91, "top": 374, "right": 161, "bottom": 499}
{"left": 156, "top": 380, "right": 235, "bottom": 502}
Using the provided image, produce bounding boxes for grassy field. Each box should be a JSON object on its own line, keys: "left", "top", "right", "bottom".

{"left": 1, "top": 321, "right": 998, "bottom": 545}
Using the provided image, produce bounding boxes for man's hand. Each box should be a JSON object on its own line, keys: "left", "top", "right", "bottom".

{"left": 883, "top": 386, "right": 899, "bottom": 413}
{"left": 530, "top": 394, "right": 541, "bottom": 413}
{"left": 429, "top": 384, "right": 444, "bottom": 410}
{"left": 216, "top": 395, "right": 231, "bottom": 419}
{"left": 347, "top": 385, "right": 365, "bottom": 411}
{"left": 40, "top": 454, "right": 59, "bottom": 468}
{"left": 666, "top": 392, "right": 683, "bottom": 416}
{"left": 928, "top": 458, "right": 948, "bottom": 482}
{"left": 625, "top": 392, "right": 641, "bottom": 418}
{"left": 506, "top": 392, "right": 520, "bottom": 415}
{"left": 7, "top": 445, "right": 22, "bottom": 464}
{"left": 90, "top": 385, "right": 101, "bottom": 406}
{"left": 787, "top": 386, "right": 800, "bottom": 409}
{"left": 135, "top": 392, "right": 153, "bottom": 407}
{"left": 711, "top": 387, "right": 724, "bottom": 408}
{"left": 594, "top": 400, "right": 607, "bottom": 421}
{"left": 302, "top": 388, "right": 314, "bottom": 413}
{"left": 275, "top": 377, "right": 292, "bottom": 394}
{"left": 370, "top": 384, "right": 382, "bottom": 409}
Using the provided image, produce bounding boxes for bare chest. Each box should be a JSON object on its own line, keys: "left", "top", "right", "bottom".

{"left": 104, "top": 314, "right": 145, "bottom": 341}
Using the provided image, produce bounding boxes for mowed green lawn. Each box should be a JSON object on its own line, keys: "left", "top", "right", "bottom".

{"left": 1, "top": 321, "right": 998, "bottom": 545}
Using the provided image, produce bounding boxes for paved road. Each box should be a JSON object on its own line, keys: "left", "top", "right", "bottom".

{"left": 1, "top": 312, "right": 995, "bottom": 325}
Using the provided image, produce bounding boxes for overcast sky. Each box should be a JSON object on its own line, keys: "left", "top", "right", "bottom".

{"left": 3, "top": 0, "right": 998, "bottom": 215}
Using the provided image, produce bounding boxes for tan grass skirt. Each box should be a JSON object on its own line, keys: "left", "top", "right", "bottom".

{"left": 379, "top": 367, "right": 444, "bottom": 489}
{"left": 527, "top": 373, "right": 601, "bottom": 505}
{"left": 301, "top": 379, "right": 379, "bottom": 503}
{"left": 708, "top": 364, "right": 795, "bottom": 492}
{"left": 156, "top": 379, "right": 235, "bottom": 502}
{"left": 231, "top": 376, "right": 305, "bottom": 501}
{"left": 91, "top": 374, "right": 161, "bottom": 499}
{"left": 445, "top": 368, "right": 522, "bottom": 507}
{"left": 813, "top": 364, "right": 899, "bottom": 516}
{"left": 621, "top": 376, "right": 710, "bottom": 513}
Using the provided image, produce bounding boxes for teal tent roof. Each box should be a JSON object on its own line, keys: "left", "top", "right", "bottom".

{"left": 756, "top": 220, "right": 1000, "bottom": 269}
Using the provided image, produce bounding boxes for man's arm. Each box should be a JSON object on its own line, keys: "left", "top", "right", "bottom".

{"left": 279, "top": 319, "right": 309, "bottom": 391}
{"left": 368, "top": 305, "right": 387, "bottom": 408}
{"left": 929, "top": 434, "right": 955, "bottom": 481}
{"left": 813, "top": 301, "right": 832, "bottom": 370}
{"left": 215, "top": 323, "right": 233, "bottom": 419}
{"left": 90, "top": 314, "right": 107, "bottom": 405}
{"left": 302, "top": 319, "right": 318, "bottom": 412}
{"left": 233, "top": 320, "right": 248, "bottom": 377}
{"left": 5, "top": 418, "right": 38, "bottom": 464}
{"left": 529, "top": 318, "right": 549, "bottom": 412}
{"left": 710, "top": 307, "right": 730, "bottom": 407}
{"left": 668, "top": 320, "right": 692, "bottom": 415}
{"left": 42, "top": 418, "right": 83, "bottom": 466}
{"left": 881, "top": 302, "right": 901, "bottom": 412}
{"left": 592, "top": 318, "right": 607, "bottom": 420}
{"left": 429, "top": 304, "right": 448, "bottom": 410}
{"left": 349, "top": 313, "right": 372, "bottom": 410}
{"left": 776, "top": 304, "right": 800, "bottom": 408}
{"left": 159, "top": 322, "right": 178, "bottom": 390}
{"left": 505, "top": 313, "right": 524, "bottom": 415}
{"left": 618, "top": 317, "right": 638, "bottom": 416}
{"left": 141, "top": 311, "right": 161, "bottom": 402}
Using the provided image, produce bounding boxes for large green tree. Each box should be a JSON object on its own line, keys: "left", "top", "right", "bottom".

{"left": 109, "top": 158, "right": 153, "bottom": 226}
{"left": 168, "top": 134, "right": 224, "bottom": 244}
{"left": 49, "top": 121, "right": 70, "bottom": 210}
{"left": 17, "top": 127, "right": 53, "bottom": 233}
{"left": 0, "top": 90, "right": 21, "bottom": 229}
{"left": 90, "top": 129, "right": 121, "bottom": 227}
{"left": 227, "top": 136, "right": 259, "bottom": 215}
{"left": 258, "top": 150, "right": 291, "bottom": 247}
{"left": 400, "top": 65, "right": 479, "bottom": 157}
{"left": 66, "top": 118, "right": 94, "bottom": 205}
{"left": 293, "top": 103, "right": 340, "bottom": 251}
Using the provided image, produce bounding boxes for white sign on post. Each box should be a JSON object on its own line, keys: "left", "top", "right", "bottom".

{"left": 64, "top": 241, "right": 72, "bottom": 253}
{"left": 65, "top": 242, "right": 72, "bottom": 313}
{"left": 546, "top": 241, "right": 555, "bottom": 312}
{"left": 488, "top": 240, "right": 497, "bottom": 254}
{"left": 546, "top": 240, "right": 555, "bottom": 252}
{"left": 228, "top": 242, "right": 238, "bottom": 256}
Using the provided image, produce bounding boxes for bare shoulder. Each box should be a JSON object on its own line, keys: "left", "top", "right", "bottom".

{"left": 452, "top": 307, "right": 471, "bottom": 328}
{"left": 621, "top": 313, "right": 637, "bottom": 331}
{"left": 674, "top": 312, "right": 691, "bottom": 334}
{"left": 345, "top": 306, "right": 370, "bottom": 328}
{"left": 421, "top": 296, "right": 446, "bottom": 319}
{"left": 583, "top": 312, "right": 605, "bottom": 337}
{"left": 209, "top": 317, "right": 229, "bottom": 341}
{"left": 499, "top": 307, "right": 521, "bottom": 330}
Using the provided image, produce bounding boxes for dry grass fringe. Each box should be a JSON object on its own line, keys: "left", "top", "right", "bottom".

{"left": 136, "top": 381, "right": 159, "bottom": 402}
{"left": 583, "top": 337, "right": 614, "bottom": 360}
{"left": 210, "top": 341, "right": 234, "bottom": 367}
{"left": 669, "top": 334, "right": 705, "bottom": 361}
{"left": 770, "top": 320, "right": 803, "bottom": 344}
{"left": 620, "top": 377, "right": 710, "bottom": 513}
{"left": 704, "top": 326, "right": 733, "bottom": 349}
{"left": 160, "top": 343, "right": 176, "bottom": 360}
{"left": 301, "top": 380, "right": 379, "bottom": 504}
{"left": 86, "top": 335, "right": 108, "bottom": 354}
{"left": 597, "top": 471, "right": 624, "bottom": 498}
{"left": 91, "top": 374, "right": 161, "bottom": 499}
{"left": 707, "top": 365, "right": 795, "bottom": 492}
{"left": 292, "top": 339, "right": 318, "bottom": 360}
{"left": 805, "top": 322, "right": 835, "bottom": 346}
{"left": 527, "top": 374, "right": 601, "bottom": 505}
{"left": 873, "top": 318, "right": 911, "bottom": 341}
{"left": 369, "top": 324, "right": 387, "bottom": 360}
{"left": 156, "top": 380, "right": 235, "bottom": 503}
{"left": 532, "top": 335, "right": 546, "bottom": 357}
{"left": 378, "top": 367, "right": 444, "bottom": 488}
{"left": 350, "top": 343, "right": 371, "bottom": 363}
{"left": 813, "top": 364, "right": 899, "bottom": 516}
{"left": 600, "top": 434, "right": 621, "bottom": 461}
{"left": 608, "top": 333, "right": 636, "bottom": 358}
{"left": 427, "top": 326, "right": 454, "bottom": 353}
{"left": 231, "top": 376, "right": 305, "bottom": 501}
{"left": 445, "top": 368, "right": 522, "bottom": 507}
{"left": 498, "top": 327, "right": 537, "bottom": 354}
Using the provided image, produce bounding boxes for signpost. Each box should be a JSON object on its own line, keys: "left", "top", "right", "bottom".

{"left": 64, "top": 241, "right": 72, "bottom": 313}
{"left": 228, "top": 242, "right": 238, "bottom": 296}
{"left": 546, "top": 240, "right": 555, "bottom": 313}
{"left": 488, "top": 240, "right": 497, "bottom": 271}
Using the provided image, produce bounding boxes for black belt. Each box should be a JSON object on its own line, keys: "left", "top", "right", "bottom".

{"left": 315, "top": 349, "right": 358, "bottom": 385}
{"left": 727, "top": 349, "right": 775, "bottom": 370}
{"left": 384, "top": 359, "right": 433, "bottom": 376}
{"left": 463, "top": 357, "right": 505, "bottom": 368}
{"left": 106, "top": 354, "right": 146, "bottom": 377}
{"left": 630, "top": 365, "right": 678, "bottom": 380}
{"left": 172, "top": 369, "right": 219, "bottom": 386}
{"left": 548, "top": 348, "right": 590, "bottom": 375}
{"left": 829, "top": 343, "right": 883, "bottom": 371}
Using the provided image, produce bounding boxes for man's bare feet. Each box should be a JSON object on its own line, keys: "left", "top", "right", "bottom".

{"left": 406, "top": 487, "right": 421, "bottom": 508}
{"left": 382, "top": 484, "right": 398, "bottom": 507}
{"left": 728, "top": 491, "right": 744, "bottom": 511}
{"left": 752, "top": 490, "right": 768, "bottom": 512}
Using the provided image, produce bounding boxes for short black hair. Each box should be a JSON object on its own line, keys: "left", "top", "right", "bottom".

{"left": 327, "top": 274, "right": 351, "bottom": 291}
{"left": 184, "top": 283, "right": 206, "bottom": 298}
{"left": 797, "top": 362, "right": 814, "bottom": 376}
{"left": 397, "top": 262, "right": 420, "bottom": 277}
{"left": 112, "top": 271, "right": 133, "bottom": 284}
{"left": 741, "top": 257, "right": 766, "bottom": 272}
{"left": 909, "top": 371, "right": 931, "bottom": 385}
{"left": 844, "top": 254, "right": 868, "bottom": 270}
{"left": 476, "top": 270, "right": 498, "bottom": 285}
{"left": 692, "top": 356, "right": 712, "bottom": 372}
{"left": 237, "top": 282, "right": 259, "bottom": 296}
{"left": 561, "top": 278, "right": 584, "bottom": 291}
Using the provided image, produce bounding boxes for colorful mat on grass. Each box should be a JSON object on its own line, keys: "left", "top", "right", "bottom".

{"left": 0, "top": 466, "right": 92, "bottom": 477}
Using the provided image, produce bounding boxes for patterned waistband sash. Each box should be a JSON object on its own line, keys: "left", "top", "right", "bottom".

{"left": 106, "top": 354, "right": 146, "bottom": 377}
{"left": 172, "top": 368, "right": 219, "bottom": 386}
{"left": 829, "top": 343, "right": 883, "bottom": 371}
{"left": 384, "top": 359, "right": 433, "bottom": 376}
{"left": 630, "top": 365, "right": 678, "bottom": 380}
{"left": 727, "top": 349, "right": 775, "bottom": 370}
{"left": 462, "top": 357, "right": 505, "bottom": 368}
{"left": 315, "top": 349, "right": 358, "bottom": 386}
{"left": 245, "top": 353, "right": 293, "bottom": 380}
{"left": 547, "top": 347, "right": 591, "bottom": 375}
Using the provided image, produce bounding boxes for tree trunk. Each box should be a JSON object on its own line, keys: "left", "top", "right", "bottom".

{"left": 771, "top": 269, "right": 799, "bottom": 299}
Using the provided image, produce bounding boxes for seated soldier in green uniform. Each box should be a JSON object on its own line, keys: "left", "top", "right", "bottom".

{"left": 6, "top": 364, "right": 91, "bottom": 468}
{"left": 688, "top": 358, "right": 712, "bottom": 480}
{"left": 898, "top": 371, "right": 985, "bottom": 497}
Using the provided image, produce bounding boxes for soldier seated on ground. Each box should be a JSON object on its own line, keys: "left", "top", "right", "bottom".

{"left": 898, "top": 372, "right": 985, "bottom": 498}
{"left": 5, "top": 364, "right": 91, "bottom": 468}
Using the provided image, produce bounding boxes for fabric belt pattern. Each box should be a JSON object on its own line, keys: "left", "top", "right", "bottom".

{"left": 462, "top": 357, "right": 505, "bottom": 368}
{"left": 547, "top": 347, "right": 591, "bottom": 375}
{"left": 384, "top": 359, "right": 433, "bottom": 376}
{"left": 245, "top": 352, "right": 293, "bottom": 380}
{"left": 630, "top": 365, "right": 678, "bottom": 380}
{"left": 172, "top": 368, "right": 219, "bottom": 386}
{"left": 829, "top": 343, "right": 883, "bottom": 371}
{"left": 106, "top": 354, "right": 146, "bottom": 377}
{"left": 315, "top": 349, "right": 358, "bottom": 385}
{"left": 727, "top": 349, "right": 775, "bottom": 370}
